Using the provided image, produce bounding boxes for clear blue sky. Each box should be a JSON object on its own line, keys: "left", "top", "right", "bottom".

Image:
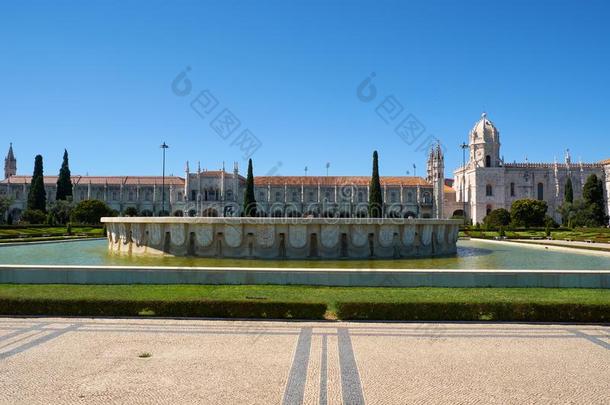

{"left": 1, "top": 0, "right": 608, "bottom": 179}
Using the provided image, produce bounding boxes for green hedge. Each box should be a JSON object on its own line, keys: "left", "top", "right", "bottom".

{"left": 0, "top": 298, "right": 327, "bottom": 319}
{"left": 336, "top": 302, "right": 610, "bottom": 322}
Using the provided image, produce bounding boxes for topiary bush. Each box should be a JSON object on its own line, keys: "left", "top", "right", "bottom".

{"left": 335, "top": 301, "right": 610, "bottom": 322}
{"left": 0, "top": 298, "right": 328, "bottom": 320}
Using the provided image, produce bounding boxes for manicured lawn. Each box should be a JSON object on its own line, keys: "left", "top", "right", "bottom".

{"left": 0, "top": 226, "right": 103, "bottom": 242}
{"left": 462, "top": 227, "right": 610, "bottom": 243}
{"left": 1, "top": 284, "right": 608, "bottom": 311}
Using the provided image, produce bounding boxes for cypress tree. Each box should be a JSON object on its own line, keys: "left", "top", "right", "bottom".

{"left": 56, "top": 149, "right": 73, "bottom": 200}
{"left": 583, "top": 174, "right": 606, "bottom": 226}
{"left": 368, "top": 150, "right": 383, "bottom": 218}
{"left": 242, "top": 158, "right": 257, "bottom": 217}
{"left": 564, "top": 177, "right": 573, "bottom": 204}
{"left": 27, "top": 155, "right": 47, "bottom": 212}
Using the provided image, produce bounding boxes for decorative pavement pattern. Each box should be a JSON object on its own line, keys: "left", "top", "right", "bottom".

{"left": 0, "top": 318, "right": 608, "bottom": 404}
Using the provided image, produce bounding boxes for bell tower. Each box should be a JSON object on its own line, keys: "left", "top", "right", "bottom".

{"left": 4, "top": 143, "right": 16, "bottom": 179}
{"left": 427, "top": 143, "right": 445, "bottom": 219}
{"left": 469, "top": 113, "right": 501, "bottom": 168}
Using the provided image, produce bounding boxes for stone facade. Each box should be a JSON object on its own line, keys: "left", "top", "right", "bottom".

{"left": 453, "top": 113, "right": 610, "bottom": 224}
{"left": 1, "top": 145, "right": 448, "bottom": 220}
{"left": 103, "top": 217, "right": 461, "bottom": 259}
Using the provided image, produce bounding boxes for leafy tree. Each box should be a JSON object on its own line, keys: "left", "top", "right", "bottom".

{"left": 561, "top": 199, "right": 600, "bottom": 228}
{"left": 582, "top": 174, "right": 607, "bottom": 226}
{"left": 27, "top": 155, "right": 47, "bottom": 212}
{"left": 242, "top": 158, "right": 257, "bottom": 217}
{"left": 71, "top": 199, "right": 114, "bottom": 225}
{"left": 47, "top": 199, "right": 75, "bottom": 225}
{"left": 20, "top": 209, "right": 47, "bottom": 224}
{"left": 0, "top": 197, "right": 12, "bottom": 224}
{"left": 564, "top": 178, "right": 573, "bottom": 204}
{"left": 510, "top": 199, "right": 548, "bottom": 228}
{"left": 483, "top": 208, "right": 511, "bottom": 229}
{"left": 56, "top": 149, "right": 73, "bottom": 201}
{"left": 368, "top": 150, "right": 383, "bottom": 218}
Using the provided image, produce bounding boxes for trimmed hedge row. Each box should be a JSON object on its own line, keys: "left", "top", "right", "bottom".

{"left": 0, "top": 298, "right": 327, "bottom": 320}
{"left": 336, "top": 302, "right": 610, "bottom": 323}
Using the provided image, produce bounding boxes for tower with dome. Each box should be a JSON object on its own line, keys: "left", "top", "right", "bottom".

{"left": 453, "top": 113, "right": 610, "bottom": 224}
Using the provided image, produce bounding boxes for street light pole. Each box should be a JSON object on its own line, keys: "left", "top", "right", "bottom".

{"left": 160, "top": 142, "right": 169, "bottom": 216}
{"left": 460, "top": 142, "right": 468, "bottom": 224}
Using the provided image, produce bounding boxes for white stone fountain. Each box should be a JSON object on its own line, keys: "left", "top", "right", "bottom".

{"left": 101, "top": 217, "right": 462, "bottom": 259}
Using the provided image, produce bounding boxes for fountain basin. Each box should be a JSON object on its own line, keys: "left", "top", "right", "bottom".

{"left": 101, "top": 217, "right": 462, "bottom": 259}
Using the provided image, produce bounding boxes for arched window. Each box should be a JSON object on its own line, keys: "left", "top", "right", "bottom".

{"left": 510, "top": 182, "right": 515, "bottom": 197}
{"left": 275, "top": 191, "right": 281, "bottom": 202}
{"left": 485, "top": 155, "right": 491, "bottom": 167}
{"left": 486, "top": 184, "right": 493, "bottom": 197}
{"left": 308, "top": 191, "right": 314, "bottom": 202}
{"left": 226, "top": 189, "right": 233, "bottom": 201}
{"left": 537, "top": 183, "right": 544, "bottom": 200}
{"left": 423, "top": 192, "right": 431, "bottom": 203}
{"left": 358, "top": 191, "right": 364, "bottom": 202}
{"left": 406, "top": 191, "right": 413, "bottom": 203}
{"left": 486, "top": 204, "right": 492, "bottom": 215}
{"left": 390, "top": 191, "right": 397, "bottom": 202}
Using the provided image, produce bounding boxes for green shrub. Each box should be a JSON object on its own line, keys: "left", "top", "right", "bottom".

{"left": 483, "top": 208, "right": 511, "bottom": 229}
{"left": 0, "top": 298, "right": 327, "bottom": 319}
{"left": 123, "top": 207, "right": 139, "bottom": 217}
{"left": 71, "top": 199, "right": 114, "bottom": 225}
{"left": 20, "top": 209, "right": 47, "bottom": 224}
{"left": 335, "top": 302, "right": 610, "bottom": 322}
{"left": 511, "top": 199, "right": 548, "bottom": 228}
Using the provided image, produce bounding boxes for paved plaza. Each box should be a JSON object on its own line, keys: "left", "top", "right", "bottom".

{"left": 0, "top": 318, "right": 608, "bottom": 404}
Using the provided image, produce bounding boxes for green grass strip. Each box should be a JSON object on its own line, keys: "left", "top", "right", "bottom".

{"left": 0, "top": 284, "right": 608, "bottom": 321}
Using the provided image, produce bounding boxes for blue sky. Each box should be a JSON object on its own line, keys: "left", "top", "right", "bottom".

{"left": 1, "top": 0, "right": 608, "bottom": 178}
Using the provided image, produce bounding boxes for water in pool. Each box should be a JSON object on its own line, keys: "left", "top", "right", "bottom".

{"left": 0, "top": 239, "right": 609, "bottom": 270}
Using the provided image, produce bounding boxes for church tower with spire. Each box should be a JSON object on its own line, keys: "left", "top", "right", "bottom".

{"left": 427, "top": 143, "right": 445, "bottom": 219}
{"left": 4, "top": 143, "right": 16, "bottom": 179}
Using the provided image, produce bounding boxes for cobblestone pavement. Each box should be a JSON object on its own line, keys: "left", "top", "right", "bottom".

{"left": 0, "top": 318, "right": 608, "bottom": 404}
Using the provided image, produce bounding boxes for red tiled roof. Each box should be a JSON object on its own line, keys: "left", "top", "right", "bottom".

{"left": 1, "top": 175, "right": 185, "bottom": 186}
{"left": 253, "top": 176, "right": 430, "bottom": 187}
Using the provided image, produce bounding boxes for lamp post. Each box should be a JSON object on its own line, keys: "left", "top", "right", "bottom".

{"left": 460, "top": 142, "right": 468, "bottom": 224}
{"left": 160, "top": 142, "right": 169, "bottom": 216}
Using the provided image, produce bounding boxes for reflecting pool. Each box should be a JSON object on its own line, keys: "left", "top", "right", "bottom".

{"left": 1, "top": 239, "right": 609, "bottom": 270}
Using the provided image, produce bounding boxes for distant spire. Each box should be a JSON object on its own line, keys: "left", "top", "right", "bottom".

{"left": 4, "top": 143, "right": 17, "bottom": 178}
{"left": 7, "top": 143, "right": 14, "bottom": 160}
{"left": 185, "top": 160, "right": 190, "bottom": 173}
